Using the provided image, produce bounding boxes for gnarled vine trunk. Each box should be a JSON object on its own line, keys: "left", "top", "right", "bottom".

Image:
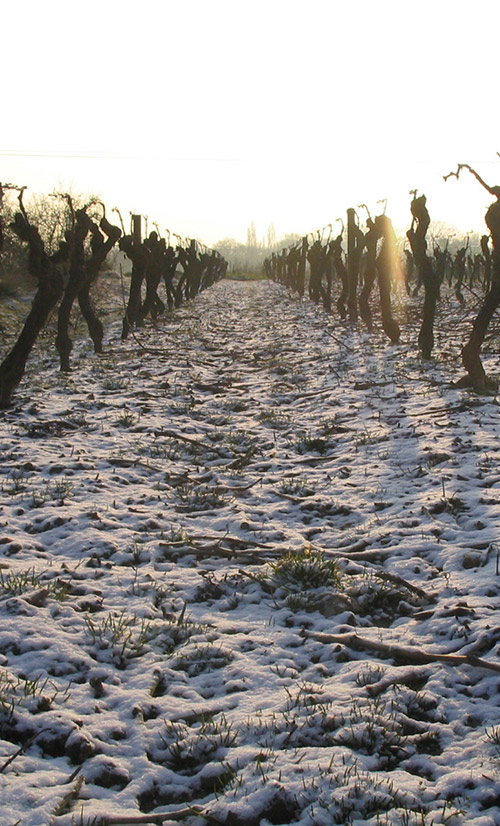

{"left": 445, "top": 164, "right": 500, "bottom": 392}
{"left": 406, "top": 194, "right": 439, "bottom": 359}
{"left": 375, "top": 215, "right": 400, "bottom": 343}
{"left": 55, "top": 207, "right": 92, "bottom": 371}
{"left": 459, "top": 199, "right": 500, "bottom": 392}
{"left": 0, "top": 212, "right": 68, "bottom": 407}
{"left": 358, "top": 219, "right": 380, "bottom": 331}
{"left": 346, "top": 208, "right": 364, "bottom": 322}
{"left": 78, "top": 214, "right": 121, "bottom": 354}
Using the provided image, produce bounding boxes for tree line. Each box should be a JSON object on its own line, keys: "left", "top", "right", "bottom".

{"left": 0, "top": 187, "right": 227, "bottom": 408}
{"left": 264, "top": 160, "right": 500, "bottom": 394}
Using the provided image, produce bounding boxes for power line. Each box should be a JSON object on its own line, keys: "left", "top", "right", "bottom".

{"left": 0, "top": 149, "right": 135, "bottom": 159}
{"left": 0, "top": 149, "right": 247, "bottom": 163}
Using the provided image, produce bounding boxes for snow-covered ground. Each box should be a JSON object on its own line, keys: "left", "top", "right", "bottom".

{"left": 1, "top": 278, "right": 500, "bottom": 826}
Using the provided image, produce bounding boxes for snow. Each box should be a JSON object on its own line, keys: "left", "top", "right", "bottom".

{"left": 1, "top": 278, "right": 500, "bottom": 825}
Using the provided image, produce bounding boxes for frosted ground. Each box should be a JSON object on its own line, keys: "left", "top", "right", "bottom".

{"left": 1, "top": 278, "right": 500, "bottom": 825}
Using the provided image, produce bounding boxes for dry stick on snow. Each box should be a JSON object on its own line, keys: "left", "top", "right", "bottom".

{"left": 239, "top": 568, "right": 272, "bottom": 589}
{"left": 163, "top": 531, "right": 270, "bottom": 550}
{"left": 107, "top": 457, "right": 165, "bottom": 473}
{"left": 0, "top": 728, "right": 51, "bottom": 773}
{"left": 106, "top": 456, "right": 260, "bottom": 492}
{"left": 363, "top": 667, "right": 434, "bottom": 697}
{"left": 160, "top": 543, "right": 238, "bottom": 560}
{"left": 158, "top": 541, "right": 395, "bottom": 564}
{"left": 128, "top": 325, "right": 178, "bottom": 356}
{"left": 197, "top": 478, "right": 261, "bottom": 495}
{"left": 224, "top": 445, "right": 259, "bottom": 470}
{"left": 54, "top": 806, "right": 205, "bottom": 826}
{"left": 159, "top": 541, "right": 274, "bottom": 562}
{"left": 321, "top": 326, "right": 355, "bottom": 352}
{"left": 51, "top": 776, "right": 85, "bottom": 818}
{"left": 328, "top": 547, "right": 393, "bottom": 562}
{"left": 372, "top": 569, "right": 430, "bottom": 600}
{"left": 307, "top": 630, "right": 500, "bottom": 673}
{"left": 159, "top": 429, "right": 216, "bottom": 452}
{"left": 158, "top": 531, "right": 275, "bottom": 561}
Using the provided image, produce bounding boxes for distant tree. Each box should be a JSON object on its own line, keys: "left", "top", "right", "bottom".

{"left": 279, "top": 233, "right": 301, "bottom": 248}
{"left": 214, "top": 238, "right": 245, "bottom": 261}
{"left": 246, "top": 221, "right": 258, "bottom": 248}
{"left": 215, "top": 230, "right": 303, "bottom": 276}
{"left": 267, "top": 222, "right": 277, "bottom": 249}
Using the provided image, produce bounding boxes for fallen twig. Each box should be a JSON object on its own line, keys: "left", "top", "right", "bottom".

{"left": 372, "top": 570, "right": 431, "bottom": 600}
{"left": 224, "top": 445, "right": 259, "bottom": 470}
{"left": 51, "top": 775, "right": 84, "bottom": 817}
{"left": 54, "top": 805, "right": 204, "bottom": 825}
{"left": 158, "top": 540, "right": 274, "bottom": 562}
{"left": 161, "top": 532, "right": 271, "bottom": 551}
{"left": 307, "top": 630, "right": 500, "bottom": 673}
{"left": 159, "top": 429, "right": 215, "bottom": 451}
{"left": 364, "top": 666, "right": 433, "bottom": 697}
{"left": 0, "top": 728, "right": 50, "bottom": 773}
{"left": 107, "top": 457, "right": 164, "bottom": 473}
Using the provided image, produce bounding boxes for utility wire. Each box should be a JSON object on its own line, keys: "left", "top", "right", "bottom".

{"left": 0, "top": 149, "right": 135, "bottom": 159}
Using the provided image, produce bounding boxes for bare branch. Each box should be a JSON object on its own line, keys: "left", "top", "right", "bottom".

{"left": 112, "top": 207, "right": 126, "bottom": 235}
{"left": 17, "top": 186, "right": 29, "bottom": 221}
{"left": 443, "top": 165, "right": 461, "bottom": 183}
{"left": 444, "top": 163, "right": 500, "bottom": 198}
{"left": 51, "top": 192, "right": 76, "bottom": 228}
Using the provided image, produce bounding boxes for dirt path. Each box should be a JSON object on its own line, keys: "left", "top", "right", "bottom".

{"left": 1, "top": 278, "right": 500, "bottom": 826}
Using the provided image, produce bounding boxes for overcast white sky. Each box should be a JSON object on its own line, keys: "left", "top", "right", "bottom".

{"left": 2, "top": 0, "right": 500, "bottom": 245}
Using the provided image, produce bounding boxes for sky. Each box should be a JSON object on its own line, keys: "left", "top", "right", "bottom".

{"left": 2, "top": 0, "right": 500, "bottom": 246}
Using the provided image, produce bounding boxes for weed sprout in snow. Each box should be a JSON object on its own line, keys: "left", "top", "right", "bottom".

{"left": 154, "top": 714, "right": 238, "bottom": 774}
{"left": 0, "top": 568, "right": 71, "bottom": 601}
{"left": 84, "top": 611, "right": 156, "bottom": 667}
{"left": 0, "top": 668, "right": 69, "bottom": 716}
{"left": 266, "top": 547, "right": 342, "bottom": 594}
